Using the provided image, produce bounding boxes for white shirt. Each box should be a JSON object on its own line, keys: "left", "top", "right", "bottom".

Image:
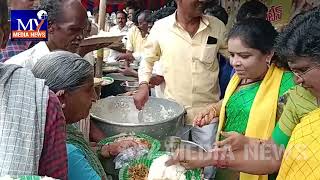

{"left": 4, "top": 41, "right": 50, "bottom": 69}
{"left": 109, "top": 25, "right": 129, "bottom": 34}
{"left": 126, "top": 21, "right": 134, "bottom": 29}
{"left": 106, "top": 25, "right": 129, "bottom": 63}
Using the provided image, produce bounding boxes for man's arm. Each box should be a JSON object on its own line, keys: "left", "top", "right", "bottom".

{"left": 133, "top": 24, "right": 162, "bottom": 110}
{"left": 116, "top": 28, "right": 138, "bottom": 62}
{"left": 138, "top": 24, "right": 161, "bottom": 83}
{"left": 217, "top": 22, "right": 230, "bottom": 59}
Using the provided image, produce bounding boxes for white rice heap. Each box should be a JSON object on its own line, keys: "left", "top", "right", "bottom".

{"left": 148, "top": 154, "right": 186, "bottom": 180}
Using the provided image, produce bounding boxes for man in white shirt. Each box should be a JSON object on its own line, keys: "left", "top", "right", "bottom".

{"left": 106, "top": 10, "right": 129, "bottom": 63}
{"left": 5, "top": 0, "right": 111, "bottom": 69}
{"left": 109, "top": 10, "right": 129, "bottom": 34}
{"left": 5, "top": 0, "right": 86, "bottom": 68}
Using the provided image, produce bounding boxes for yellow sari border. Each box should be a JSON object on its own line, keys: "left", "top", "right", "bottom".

{"left": 217, "top": 64, "right": 284, "bottom": 180}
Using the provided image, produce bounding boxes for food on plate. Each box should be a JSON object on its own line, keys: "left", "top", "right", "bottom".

{"left": 129, "top": 164, "right": 149, "bottom": 180}
{"left": 102, "top": 66, "right": 118, "bottom": 72}
{"left": 114, "top": 136, "right": 151, "bottom": 149}
{"left": 148, "top": 154, "right": 186, "bottom": 180}
{"left": 101, "top": 77, "right": 114, "bottom": 86}
{"left": 94, "top": 78, "right": 103, "bottom": 86}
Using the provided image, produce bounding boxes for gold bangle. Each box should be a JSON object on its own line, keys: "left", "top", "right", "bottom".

{"left": 211, "top": 105, "right": 217, "bottom": 117}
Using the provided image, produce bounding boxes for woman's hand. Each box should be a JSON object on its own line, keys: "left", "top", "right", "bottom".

{"left": 193, "top": 104, "right": 219, "bottom": 127}
{"left": 115, "top": 53, "right": 135, "bottom": 62}
{"left": 133, "top": 84, "right": 150, "bottom": 110}
{"left": 100, "top": 140, "right": 139, "bottom": 158}
{"left": 165, "top": 149, "right": 213, "bottom": 169}
{"left": 215, "top": 131, "right": 249, "bottom": 151}
{"left": 166, "top": 148, "right": 230, "bottom": 169}
{"left": 118, "top": 67, "right": 138, "bottom": 77}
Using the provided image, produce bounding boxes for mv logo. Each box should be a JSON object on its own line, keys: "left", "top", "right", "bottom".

{"left": 11, "top": 10, "right": 48, "bottom": 41}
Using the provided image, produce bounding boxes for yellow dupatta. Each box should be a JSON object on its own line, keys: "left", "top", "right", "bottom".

{"left": 216, "top": 64, "right": 284, "bottom": 180}
{"left": 277, "top": 108, "right": 320, "bottom": 180}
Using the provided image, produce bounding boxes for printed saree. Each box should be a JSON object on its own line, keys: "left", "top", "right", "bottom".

{"left": 277, "top": 108, "right": 320, "bottom": 179}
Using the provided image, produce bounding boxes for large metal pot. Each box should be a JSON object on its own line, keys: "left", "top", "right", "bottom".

{"left": 90, "top": 96, "right": 186, "bottom": 140}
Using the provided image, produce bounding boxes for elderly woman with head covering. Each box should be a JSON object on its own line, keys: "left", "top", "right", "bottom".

{"left": 167, "top": 7, "right": 320, "bottom": 180}
{"left": 32, "top": 51, "right": 138, "bottom": 180}
{"left": 0, "top": 1, "right": 68, "bottom": 179}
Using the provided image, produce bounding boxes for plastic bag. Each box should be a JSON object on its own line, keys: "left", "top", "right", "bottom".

{"left": 113, "top": 145, "right": 149, "bottom": 169}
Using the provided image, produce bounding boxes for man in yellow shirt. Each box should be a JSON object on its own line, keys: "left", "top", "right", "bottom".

{"left": 127, "top": 11, "right": 150, "bottom": 59}
{"left": 134, "top": 0, "right": 229, "bottom": 179}
{"left": 117, "top": 10, "right": 151, "bottom": 63}
{"left": 117, "top": 10, "right": 165, "bottom": 90}
{"left": 117, "top": 10, "right": 151, "bottom": 76}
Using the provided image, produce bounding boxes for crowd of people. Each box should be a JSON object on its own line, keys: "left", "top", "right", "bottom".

{"left": 0, "top": 0, "right": 320, "bottom": 180}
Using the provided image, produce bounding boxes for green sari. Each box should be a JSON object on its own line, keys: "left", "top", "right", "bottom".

{"left": 215, "top": 71, "right": 295, "bottom": 180}
{"left": 66, "top": 124, "right": 107, "bottom": 178}
{"left": 223, "top": 71, "right": 295, "bottom": 134}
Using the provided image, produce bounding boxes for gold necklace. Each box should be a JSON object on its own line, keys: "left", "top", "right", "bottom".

{"left": 240, "top": 79, "right": 261, "bottom": 86}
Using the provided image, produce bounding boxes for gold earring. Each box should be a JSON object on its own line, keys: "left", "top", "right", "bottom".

{"left": 266, "top": 59, "right": 271, "bottom": 67}
{"left": 56, "top": 90, "right": 65, "bottom": 96}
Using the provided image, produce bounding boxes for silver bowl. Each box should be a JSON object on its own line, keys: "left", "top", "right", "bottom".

{"left": 120, "top": 81, "right": 139, "bottom": 92}
{"left": 90, "top": 96, "right": 186, "bottom": 140}
{"left": 163, "top": 136, "right": 208, "bottom": 152}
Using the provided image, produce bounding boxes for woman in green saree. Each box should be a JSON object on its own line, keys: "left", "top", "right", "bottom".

{"left": 211, "top": 8, "right": 320, "bottom": 179}
{"left": 193, "top": 18, "right": 295, "bottom": 180}
{"left": 166, "top": 7, "right": 320, "bottom": 180}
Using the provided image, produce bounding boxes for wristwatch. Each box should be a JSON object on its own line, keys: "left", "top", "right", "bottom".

{"left": 139, "top": 81, "right": 149, "bottom": 87}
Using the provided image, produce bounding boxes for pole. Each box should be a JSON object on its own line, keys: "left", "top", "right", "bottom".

{"left": 95, "top": 0, "right": 107, "bottom": 98}
{"left": 96, "top": 0, "right": 107, "bottom": 79}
